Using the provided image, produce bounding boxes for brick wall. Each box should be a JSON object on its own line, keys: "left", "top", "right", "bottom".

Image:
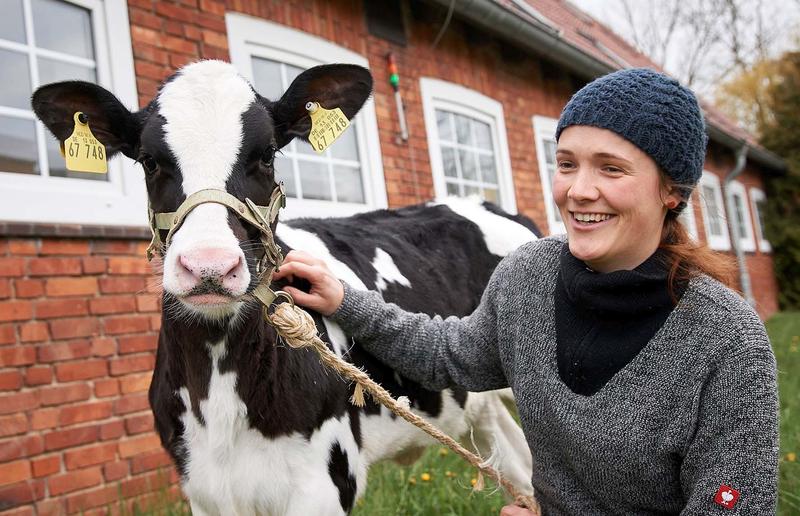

{"left": 0, "top": 237, "right": 177, "bottom": 515}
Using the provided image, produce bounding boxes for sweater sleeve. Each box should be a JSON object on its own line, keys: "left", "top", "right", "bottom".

{"left": 679, "top": 324, "right": 779, "bottom": 515}
{"left": 328, "top": 253, "right": 518, "bottom": 393}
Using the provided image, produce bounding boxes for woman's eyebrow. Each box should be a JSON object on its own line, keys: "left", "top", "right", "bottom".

{"left": 594, "top": 152, "right": 633, "bottom": 165}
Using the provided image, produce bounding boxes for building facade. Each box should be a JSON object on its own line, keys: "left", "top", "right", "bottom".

{"left": 0, "top": 0, "right": 783, "bottom": 512}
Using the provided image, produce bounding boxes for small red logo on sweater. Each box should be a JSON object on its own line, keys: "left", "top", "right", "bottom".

{"left": 714, "top": 485, "right": 740, "bottom": 509}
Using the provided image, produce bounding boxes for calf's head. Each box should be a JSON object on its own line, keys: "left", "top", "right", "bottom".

{"left": 32, "top": 60, "right": 372, "bottom": 319}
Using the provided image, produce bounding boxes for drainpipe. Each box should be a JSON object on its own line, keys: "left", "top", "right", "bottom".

{"left": 722, "top": 144, "right": 755, "bottom": 307}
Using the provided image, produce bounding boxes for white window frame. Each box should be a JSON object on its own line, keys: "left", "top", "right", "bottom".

{"left": 420, "top": 78, "right": 517, "bottom": 214}
{"left": 0, "top": 0, "right": 142, "bottom": 226}
{"left": 532, "top": 115, "right": 563, "bottom": 234}
{"left": 749, "top": 187, "right": 771, "bottom": 253}
{"left": 679, "top": 195, "right": 699, "bottom": 241}
{"left": 726, "top": 180, "right": 756, "bottom": 252}
{"left": 698, "top": 171, "right": 731, "bottom": 251}
{"left": 226, "top": 13, "right": 386, "bottom": 220}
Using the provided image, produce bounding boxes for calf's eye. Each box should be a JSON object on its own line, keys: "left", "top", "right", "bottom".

{"left": 260, "top": 146, "right": 276, "bottom": 168}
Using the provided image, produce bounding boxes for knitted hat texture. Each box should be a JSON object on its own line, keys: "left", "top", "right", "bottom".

{"left": 555, "top": 68, "right": 707, "bottom": 196}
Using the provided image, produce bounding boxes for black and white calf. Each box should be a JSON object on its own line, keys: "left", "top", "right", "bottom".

{"left": 32, "top": 60, "right": 539, "bottom": 515}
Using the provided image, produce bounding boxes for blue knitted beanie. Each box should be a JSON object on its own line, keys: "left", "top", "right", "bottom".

{"left": 555, "top": 68, "right": 707, "bottom": 198}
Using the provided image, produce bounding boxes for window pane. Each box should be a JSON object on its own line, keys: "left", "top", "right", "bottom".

{"left": 459, "top": 149, "right": 477, "bottom": 181}
{"left": 334, "top": 166, "right": 364, "bottom": 203}
{"left": 441, "top": 147, "right": 457, "bottom": 178}
{"left": 285, "top": 64, "right": 303, "bottom": 87}
{"left": 445, "top": 181, "right": 459, "bottom": 196}
{"left": 436, "top": 110, "right": 452, "bottom": 142}
{"left": 46, "top": 134, "right": 106, "bottom": 181}
{"left": 733, "top": 194, "right": 747, "bottom": 238}
{"left": 755, "top": 200, "right": 767, "bottom": 237}
{"left": 298, "top": 160, "right": 331, "bottom": 200}
{"left": 330, "top": 125, "right": 359, "bottom": 161}
{"left": 464, "top": 184, "right": 480, "bottom": 197}
{"left": 544, "top": 139, "right": 556, "bottom": 165}
{"left": 38, "top": 58, "right": 96, "bottom": 85}
{"left": 0, "top": 49, "right": 32, "bottom": 109}
{"left": 479, "top": 154, "right": 497, "bottom": 184}
{"left": 702, "top": 185, "right": 722, "bottom": 235}
{"left": 454, "top": 114, "right": 473, "bottom": 146}
{"left": 0, "top": 0, "right": 26, "bottom": 43}
{"left": 473, "top": 120, "right": 492, "bottom": 150}
{"left": 274, "top": 155, "right": 296, "bottom": 197}
{"left": 482, "top": 188, "right": 499, "bottom": 204}
{"left": 295, "top": 139, "right": 317, "bottom": 156}
{"left": 0, "top": 117, "right": 38, "bottom": 174}
{"left": 251, "top": 57, "right": 283, "bottom": 101}
{"left": 32, "top": 0, "right": 94, "bottom": 59}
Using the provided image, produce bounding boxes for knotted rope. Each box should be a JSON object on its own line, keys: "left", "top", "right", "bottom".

{"left": 267, "top": 301, "right": 541, "bottom": 514}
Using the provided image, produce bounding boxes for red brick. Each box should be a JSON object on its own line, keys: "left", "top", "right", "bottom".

{"left": 44, "top": 425, "right": 100, "bottom": 451}
{"left": 120, "top": 373, "right": 152, "bottom": 395}
{"left": 119, "top": 334, "right": 158, "bottom": 354}
{"left": 0, "top": 414, "right": 27, "bottom": 437}
{"left": 104, "top": 315, "right": 150, "bottom": 335}
{"left": 99, "top": 420, "right": 124, "bottom": 441}
{"left": 0, "top": 507, "right": 35, "bottom": 516}
{"left": 19, "top": 321, "right": 49, "bottom": 343}
{"left": 0, "top": 391, "right": 38, "bottom": 415}
{"left": 183, "top": 24, "right": 202, "bottom": 41}
{"left": 0, "top": 278, "right": 9, "bottom": 299}
{"left": 0, "top": 324, "right": 15, "bottom": 344}
{"left": 59, "top": 400, "right": 113, "bottom": 426}
{"left": 55, "top": 359, "right": 108, "bottom": 382}
{"left": 0, "top": 300, "right": 33, "bottom": 322}
{"left": 0, "top": 258, "right": 25, "bottom": 277}
{"left": 49, "top": 317, "right": 99, "bottom": 339}
{"left": 134, "top": 42, "right": 170, "bottom": 64}
{"left": 91, "top": 241, "right": 136, "bottom": 255}
{"left": 120, "top": 470, "right": 170, "bottom": 498}
{"left": 39, "top": 240, "right": 89, "bottom": 256}
{"left": 8, "top": 240, "right": 37, "bottom": 255}
{"left": 135, "top": 60, "right": 171, "bottom": 82}
{"left": 65, "top": 484, "right": 118, "bottom": 513}
{"left": 0, "top": 435, "right": 43, "bottom": 461}
{"left": 0, "top": 346, "right": 36, "bottom": 367}
{"left": 12, "top": 279, "right": 43, "bottom": 298}
{"left": 103, "top": 460, "right": 129, "bottom": 481}
{"left": 129, "top": 7, "right": 163, "bottom": 31}
{"left": 30, "top": 408, "right": 58, "bottom": 431}
{"left": 81, "top": 257, "right": 106, "bottom": 274}
{"left": 131, "top": 25, "right": 161, "bottom": 46}
{"left": 35, "top": 499, "right": 63, "bottom": 516}
{"left": 201, "top": 28, "right": 228, "bottom": 48}
{"left": 94, "top": 378, "right": 119, "bottom": 398}
{"left": 118, "top": 434, "right": 161, "bottom": 458}
{"left": 195, "top": 12, "right": 226, "bottom": 31}
{"left": 45, "top": 277, "right": 98, "bottom": 297}
{"left": 48, "top": 466, "right": 102, "bottom": 495}
{"left": 154, "top": 2, "right": 197, "bottom": 23}
{"left": 0, "top": 479, "right": 45, "bottom": 508}
{"left": 28, "top": 257, "right": 82, "bottom": 276}
{"left": 131, "top": 449, "right": 171, "bottom": 474}
{"left": 89, "top": 295, "right": 136, "bottom": 315}
{"left": 63, "top": 442, "right": 116, "bottom": 470}
{"left": 31, "top": 455, "right": 60, "bottom": 478}
{"left": 24, "top": 365, "right": 52, "bottom": 387}
{"left": 91, "top": 336, "right": 117, "bottom": 357}
{"left": 33, "top": 298, "right": 88, "bottom": 318}
{"left": 110, "top": 354, "right": 155, "bottom": 376}
{"left": 99, "top": 277, "right": 146, "bottom": 294}
{"left": 37, "top": 340, "right": 91, "bottom": 362}
{"left": 39, "top": 383, "right": 91, "bottom": 406}
{"left": 0, "top": 370, "right": 23, "bottom": 390}
{"left": 0, "top": 460, "right": 31, "bottom": 486}
{"left": 150, "top": 314, "right": 162, "bottom": 331}
{"left": 162, "top": 33, "right": 199, "bottom": 55}
{"left": 125, "top": 413, "right": 154, "bottom": 435}
{"left": 199, "top": 0, "right": 225, "bottom": 15}
{"left": 136, "top": 294, "right": 160, "bottom": 312}
{"left": 114, "top": 393, "right": 149, "bottom": 415}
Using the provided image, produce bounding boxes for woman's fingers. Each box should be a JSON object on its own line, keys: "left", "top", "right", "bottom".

{"left": 270, "top": 252, "right": 344, "bottom": 316}
{"left": 274, "top": 261, "right": 324, "bottom": 283}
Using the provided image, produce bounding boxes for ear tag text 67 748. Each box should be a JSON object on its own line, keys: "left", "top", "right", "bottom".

{"left": 306, "top": 102, "right": 350, "bottom": 154}
{"left": 62, "top": 111, "right": 108, "bottom": 174}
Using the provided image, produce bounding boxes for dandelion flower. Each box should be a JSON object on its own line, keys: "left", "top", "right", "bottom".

{"left": 787, "top": 452, "right": 797, "bottom": 462}
{"left": 408, "top": 476, "right": 417, "bottom": 485}
{"left": 421, "top": 473, "right": 431, "bottom": 482}
{"left": 445, "top": 471, "right": 455, "bottom": 478}
{"left": 439, "top": 448, "right": 449, "bottom": 457}
{"left": 470, "top": 478, "right": 477, "bottom": 486}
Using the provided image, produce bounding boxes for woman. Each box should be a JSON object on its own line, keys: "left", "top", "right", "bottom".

{"left": 273, "top": 68, "right": 779, "bottom": 514}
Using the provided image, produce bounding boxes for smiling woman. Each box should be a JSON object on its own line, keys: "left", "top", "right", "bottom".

{"left": 277, "top": 67, "right": 779, "bottom": 515}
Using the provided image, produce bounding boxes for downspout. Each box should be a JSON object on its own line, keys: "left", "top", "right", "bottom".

{"left": 722, "top": 144, "right": 755, "bottom": 306}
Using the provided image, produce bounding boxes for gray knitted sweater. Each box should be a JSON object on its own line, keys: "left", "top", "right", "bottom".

{"left": 331, "top": 237, "right": 779, "bottom": 515}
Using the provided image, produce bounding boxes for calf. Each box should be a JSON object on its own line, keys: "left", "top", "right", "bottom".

{"left": 32, "top": 60, "right": 538, "bottom": 515}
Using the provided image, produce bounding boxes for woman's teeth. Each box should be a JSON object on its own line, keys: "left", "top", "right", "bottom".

{"left": 573, "top": 212, "right": 613, "bottom": 223}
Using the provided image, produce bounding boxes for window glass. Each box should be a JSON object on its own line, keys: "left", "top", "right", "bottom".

{"left": 0, "top": 0, "right": 26, "bottom": 43}
{"left": 32, "top": 0, "right": 94, "bottom": 59}
{"left": 702, "top": 184, "right": 723, "bottom": 235}
{"left": 0, "top": 49, "right": 32, "bottom": 109}
{"left": 0, "top": 117, "right": 38, "bottom": 174}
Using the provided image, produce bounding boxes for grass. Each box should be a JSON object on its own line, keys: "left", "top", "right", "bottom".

{"left": 140, "top": 312, "right": 800, "bottom": 515}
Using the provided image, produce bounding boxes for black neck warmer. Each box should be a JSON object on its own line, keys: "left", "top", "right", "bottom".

{"left": 554, "top": 243, "right": 687, "bottom": 396}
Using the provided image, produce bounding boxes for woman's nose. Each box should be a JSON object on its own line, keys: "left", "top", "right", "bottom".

{"left": 567, "top": 169, "right": 600, "bottom": 202}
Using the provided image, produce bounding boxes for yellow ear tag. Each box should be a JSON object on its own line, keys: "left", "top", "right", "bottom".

{"left": 63, "top": 111, "right": 107, "bottom": 174}
{"left": 306, "top": 102, "right": 350, "bottom": 154}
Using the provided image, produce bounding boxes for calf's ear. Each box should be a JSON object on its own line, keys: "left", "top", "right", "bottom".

{"left": 31, "top": 81, "right": 142, "bottom": 159}
{"left": 267, "top": 64, "right": 372, "bottom": 148}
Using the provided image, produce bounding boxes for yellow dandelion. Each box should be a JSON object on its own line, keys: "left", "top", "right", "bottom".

{"left": 421, "top": 472, "right": 431, "bottom": 482}
{"left": 438, "top": 448, "right": 449, "bottom": 457}
{"left": 445, "top": 470, "right": 455, "bottom": 478}
{"left": 787, "top": 452, "right": 797, "bottom": 462}
{"left": 470, "top": 477, "right": 477, "bottom": 486}
{"left": 408, "top": 476, "right": 417, "bottom": 485}
{"left": 791, "top": 344, "right": 798, "bottom": 353}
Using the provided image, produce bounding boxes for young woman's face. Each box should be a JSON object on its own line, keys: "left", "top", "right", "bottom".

{"left": 553, "top": 126, "right": 681, "bottom": 272}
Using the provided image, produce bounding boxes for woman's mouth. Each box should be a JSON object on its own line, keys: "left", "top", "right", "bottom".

{"left": 570, "top": 211, "right": 616, "bottom": 229}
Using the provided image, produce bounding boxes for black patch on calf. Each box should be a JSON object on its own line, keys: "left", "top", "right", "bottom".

{"left": 328, "top": 441, "right": 357, "bottom": 513}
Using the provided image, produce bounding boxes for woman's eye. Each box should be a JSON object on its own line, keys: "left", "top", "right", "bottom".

{"left": 138, "top": 155, "right": 158, "bottom": 175}
{"left": 602, "top": 166, "right": 624, "bottom": 174}
{"left": 557, "top": 161, "right": 575, "bottom": 171}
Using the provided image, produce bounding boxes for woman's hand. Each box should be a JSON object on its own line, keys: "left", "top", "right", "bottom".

{"left": 271, "top": 250, "right": 345, "bottom": 316}
{"left": 500, "top": 505, "right": 537, "bottom": 516}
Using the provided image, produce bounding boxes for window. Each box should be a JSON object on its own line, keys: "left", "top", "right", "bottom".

{"left": 725, "top": 180, "right": 756, "bottom": 252}
{"left": 226, "top": 13, "right": 387, "bottom": 220}
{"left": 749, "top": 188, "right": 771, "bottom": 252}
{"left": 698, "top": 172, "right": 731, "bottom": 251}
{"left": 0, "top": 0, "right": 141, "bottom": 226}
{"left": 420, "top": 78, "right": 517, "bottom": 213}
{"left": 532, "top": 115, "right": 563, "bottom": 234}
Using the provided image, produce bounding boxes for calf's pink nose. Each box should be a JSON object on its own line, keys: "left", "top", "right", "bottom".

{"left": 178, "top": 248, "right": 243, "bottom": 283}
